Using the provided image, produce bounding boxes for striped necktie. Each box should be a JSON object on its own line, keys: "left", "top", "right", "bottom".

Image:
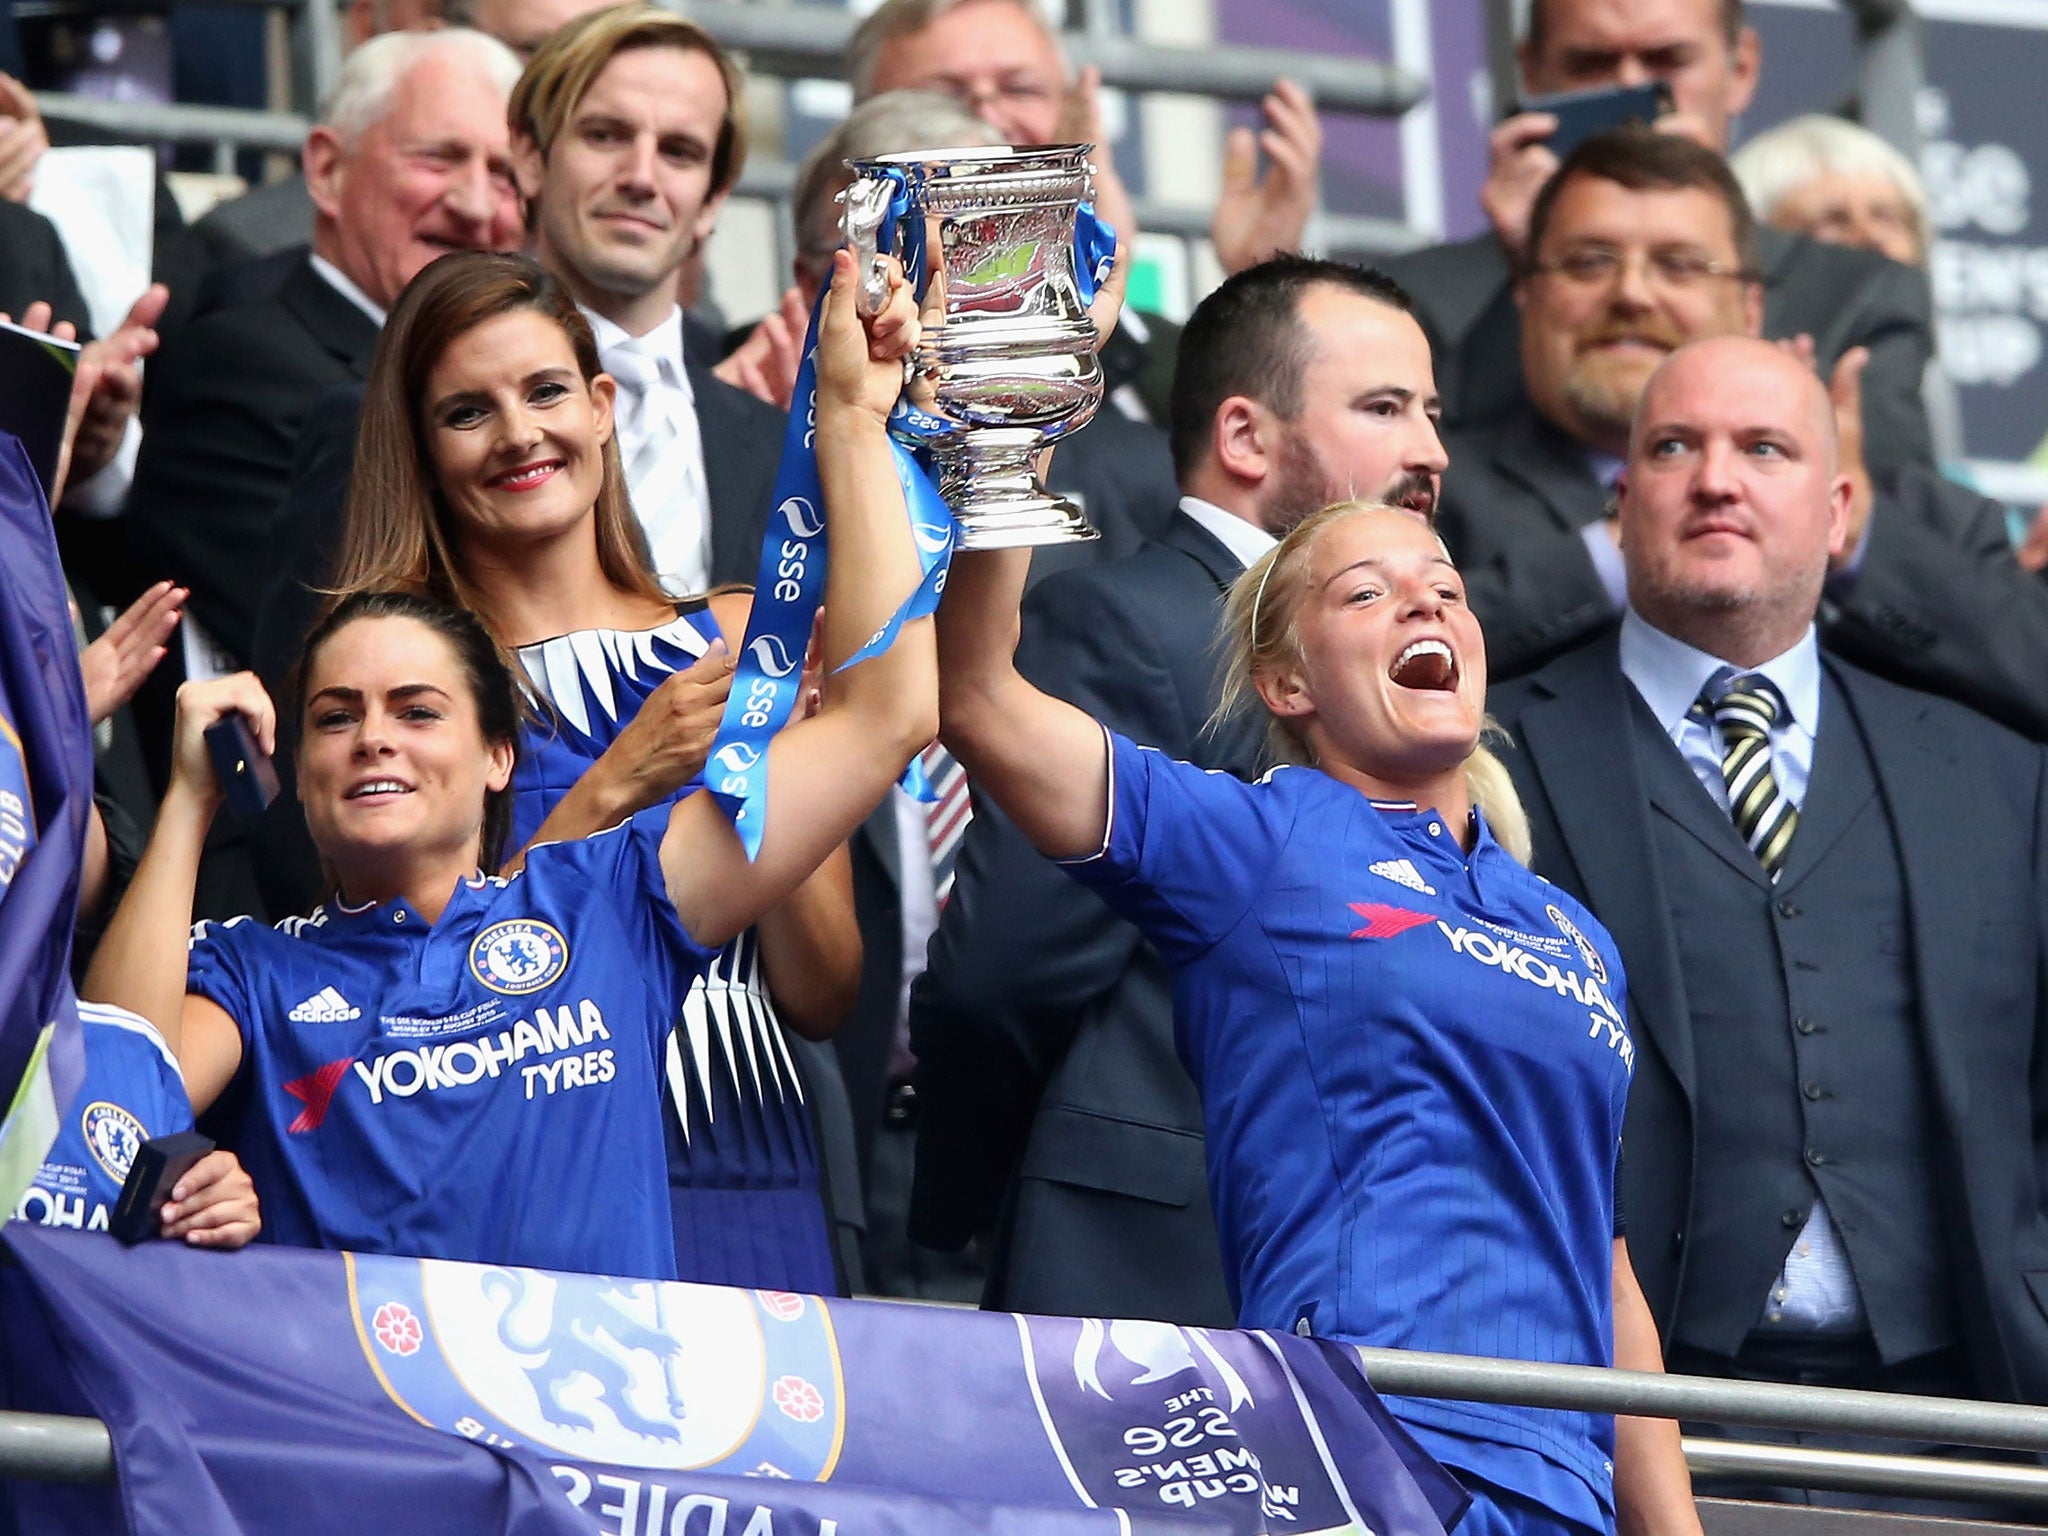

{"left": 920, "top": 741, "right": 972, "bottom": 908}
{"left": 602, "top": 339, "right": 709, "bottom": 595}
{"left": 1705, "top": 674, "right": 1798, "bottom": 879}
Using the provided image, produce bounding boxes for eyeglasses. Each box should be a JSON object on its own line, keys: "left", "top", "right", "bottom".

{"left": 1528, "top": 246, "right": 1756, "bottom": 291}
{"left": 932, "top": 75, "right": 1059, "bottom": 116}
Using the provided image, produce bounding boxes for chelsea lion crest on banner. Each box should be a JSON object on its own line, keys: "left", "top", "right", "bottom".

{"left": 468, "top": 920, "right": 569, "bottom": 996}
{"left": 347, "top": 1255, "right": 845, "bottom": 1476}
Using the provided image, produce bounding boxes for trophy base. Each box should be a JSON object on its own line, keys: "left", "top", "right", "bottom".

{"left": 952, "top": 496, "right": 1101, "bottom": 550}
{"left": 933, "top": 428, "right": 1102, "bottom": 549}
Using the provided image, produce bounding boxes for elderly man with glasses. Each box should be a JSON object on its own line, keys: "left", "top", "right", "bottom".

{"left": 1435, "top": 127, "right": 2048, "bottom": 738}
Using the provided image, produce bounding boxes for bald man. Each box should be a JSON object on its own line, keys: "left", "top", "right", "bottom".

{"left": 1486, "top": 337, "right": 2048, "bottom": 1467}
{"left": 1440, "top": 129, "right": 2048, "bottom": 739}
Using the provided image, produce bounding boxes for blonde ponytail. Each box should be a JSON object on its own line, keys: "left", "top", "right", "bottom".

{"left": 1465, "top": 724, "right": 1531, "bottom": 866}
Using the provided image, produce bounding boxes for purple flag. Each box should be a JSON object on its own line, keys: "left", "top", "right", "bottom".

{"left": 0, "top": 430, "right": 91, "bottom": 1204}
{"left": 3, "top": 1227, "right": 1467, "bottom": 1536}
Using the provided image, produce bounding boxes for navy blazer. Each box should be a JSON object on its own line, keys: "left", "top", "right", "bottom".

{"left": 907, "top": 511, "right": 1261, "bottom": 1326}
{"left": 1491, "top": 634, "right": 2048, "bottom": 1402}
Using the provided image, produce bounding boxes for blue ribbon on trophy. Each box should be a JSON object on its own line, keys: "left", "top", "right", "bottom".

{"left": 705, "top": 159, "right": 1116, "bottom": 860}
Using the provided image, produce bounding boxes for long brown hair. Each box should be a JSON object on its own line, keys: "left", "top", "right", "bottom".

{"left": 1210, "top": 500, "right": 1534, "bottom": 865}
{"left": 329, "top": 250, "right": 666, "bottom": 634}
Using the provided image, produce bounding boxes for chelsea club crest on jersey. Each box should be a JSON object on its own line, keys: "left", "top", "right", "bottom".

{"left": 347, "top": 1254, "right": 845, "bottom": 1477}
{"left": 469, "top": 920, "right": 570, "bottom": 996}
{"left": 82, "top": 1100, "right": 148, "bottom": 1182}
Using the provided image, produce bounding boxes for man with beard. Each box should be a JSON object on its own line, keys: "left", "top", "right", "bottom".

{"left": 1439, "top": 128, "right": 2048, "bottom": 739}
{"left": 905, "top": 255, "right": 1446, "bottom": 1321}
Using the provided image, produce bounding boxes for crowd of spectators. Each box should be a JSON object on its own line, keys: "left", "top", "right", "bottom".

{"left": 7, "top": 0, "right": 2048, "bottom": 1526}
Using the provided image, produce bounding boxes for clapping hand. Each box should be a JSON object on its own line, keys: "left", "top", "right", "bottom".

{"left": 0, "top": 73, "right": 48, "bottom": 203}
{"left": 2, "top": 283, "right": 167, "bottom": 496}
{"left": 713, "top": 285, "right": 809, "bottom": 410}
{"left": 80, "top": 580, "right": 186, "bottom": 725}
{"left": 73, "top": 283, "right": 169, "bottom": 485}
{"left": 1210, "top": 79, "right": 1322, "bottom": 274}
{"left": 1056, "top": 66, "right": 1140, "bottom": 262}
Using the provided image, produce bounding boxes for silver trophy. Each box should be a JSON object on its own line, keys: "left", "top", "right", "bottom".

{"left": 843, "top": 143, "right": 1106, "bottom": 548}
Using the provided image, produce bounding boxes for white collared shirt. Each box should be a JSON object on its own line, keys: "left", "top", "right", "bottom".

{"left": 1619, "top": 609, "right": 1821, "bottom": 811}
{"left": 308, "top": 254, "right": 388, "bottom": 327}
{"left": 1177, "top": 495, "right": 1277, "bottom": 571}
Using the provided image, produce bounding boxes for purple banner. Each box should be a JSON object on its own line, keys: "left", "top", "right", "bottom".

{"left": 0, "top": 431, "right": 90, "bottom": 1177}
{"left": 2, "top": 1226, "right": 1466, "bottom": 1536}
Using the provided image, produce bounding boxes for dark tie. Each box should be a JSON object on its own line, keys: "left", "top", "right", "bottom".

{"left": 1705, "top": 674, "right": 1798, "bottom": 879}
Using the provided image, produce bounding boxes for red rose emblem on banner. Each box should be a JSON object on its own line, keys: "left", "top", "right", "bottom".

{"left": 771, "top": 1375, "right": 824, "bottom": 1423}
{"left": 373, "top": 1301, "right": 423, "bottom": 1357}
{"left": 759, "top": 1291, "right": 805, "bottom": 1322}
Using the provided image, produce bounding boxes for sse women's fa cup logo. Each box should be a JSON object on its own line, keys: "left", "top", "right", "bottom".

{"left": 1015, "top": 1314, "right": 1365, "bottom": 1528}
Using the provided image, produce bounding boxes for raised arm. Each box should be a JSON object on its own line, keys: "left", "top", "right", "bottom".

{"left": 934, "top": 546, "right": 1110, "bottom": 862}
{"left": 79, "top": 675, "right": 265, "bottom": 1113}
{"left": 660, "top": 251, "right": 936, "bottom": 949}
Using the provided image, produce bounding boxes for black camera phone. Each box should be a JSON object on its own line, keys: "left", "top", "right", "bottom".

{"left": 109, "top": 1131, "right": 216, "bottom": 1244}
{"left": 204, "top": 712, "right": 280, "bottom": 821}
{"left": 1517, "top": 81, "right": 1674, "bottom": 158}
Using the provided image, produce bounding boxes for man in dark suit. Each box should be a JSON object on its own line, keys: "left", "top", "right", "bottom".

{"left": 905, "top": 256, "right": 1449, "bottom": 1322}
{"left": 1379, "top": 0, "right": 1933, "bottom": 473}
{"left": 1438, "top": 128, "right": 2048, "bottom": 740}
{"left": 1491, "top": 335, "right": 2048, "bottom": 1445}
{"left": 126, "top": 27, "right": 525, "bottom": 672}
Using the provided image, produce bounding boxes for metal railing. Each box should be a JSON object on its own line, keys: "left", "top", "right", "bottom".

{"left": 0, "top": 1410, "right": 112, "bottom": 1485}
{"left": 1356, "top": 1346, "right": 2048, "bottom": 1507}
{"left": 10, "top": 1343, "right": 2048, "bottom": 1504}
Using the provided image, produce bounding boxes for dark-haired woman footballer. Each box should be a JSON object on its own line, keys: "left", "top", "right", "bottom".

{"left": 80, "top": 253, "right": 933, "bottom": 1280}
{"left": 321, "top": 249, "right": 856, "bottom": 1292}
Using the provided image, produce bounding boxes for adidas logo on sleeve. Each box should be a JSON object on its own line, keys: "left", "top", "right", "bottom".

{"left": 288, "top": 986, "right": 362, "bottom": 1023}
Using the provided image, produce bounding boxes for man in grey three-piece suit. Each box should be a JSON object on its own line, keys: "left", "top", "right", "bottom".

{"left": 1491, "top": 336, "right": 2048, "bottom": 1448}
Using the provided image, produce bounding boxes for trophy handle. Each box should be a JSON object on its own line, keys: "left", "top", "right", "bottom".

{"left": 840, "top": 175, "right": 896, "bottom": 317}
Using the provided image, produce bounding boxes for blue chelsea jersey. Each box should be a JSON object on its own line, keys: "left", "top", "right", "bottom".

{"left": 15, "top": 1003, "right": 194, "bottom": 1233}
{"left": 1064, "top": 731, "right": 1634, "bottom": 1528}
{"left": 185, "top": 809, "right": 716, "bottom": 1280}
